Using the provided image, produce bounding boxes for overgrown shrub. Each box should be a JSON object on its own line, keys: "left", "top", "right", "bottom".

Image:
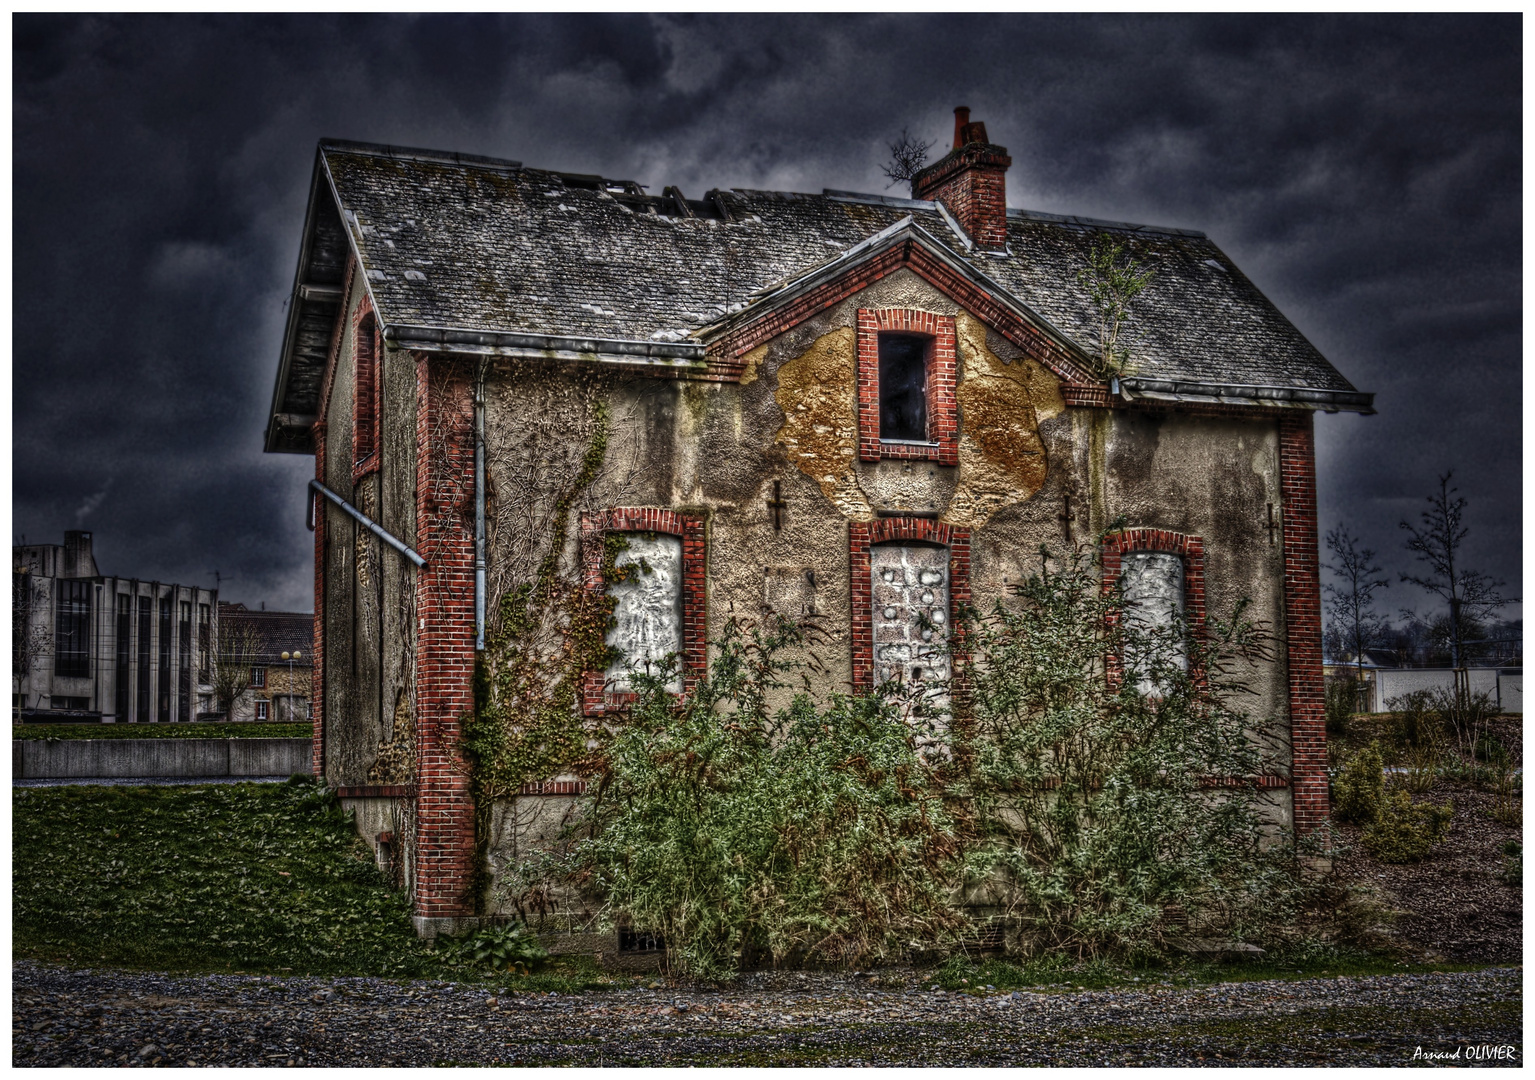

{"left": 956, "top": 546, "right": 1295, "bottom": 960}
{"left": 565, "top": 619, "right": 965, "bottom": 981}
{"left": 1325, "top": 678, "right": 1359, "bottom": 737}
{"left": 1431, "top": 687, "right": 1499, "bottom": 760}
{"left": 1362, "top": 790, "right": 1453, "bottom": 863}
{"left": 1331, "top": 741, "right": 1385, "bottom": 825}
{"left": 1386, "top": 690, "right": 1440, "bottom": 749}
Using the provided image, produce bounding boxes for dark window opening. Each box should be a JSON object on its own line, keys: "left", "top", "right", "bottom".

{"left": 878, "top": 333, "right": 929, "bottom": 442}
{"left": 136, "top": 597, "right": 152, "bottom": 722}
{"left": 158, "top": 596, "right": 172, "bottom": 722}
{"left": 54, "top": 580, "right": 91, "bottom": 678}
{"left": 198, "top": 604, "right": 210, "bottom": 680}
{"left": 179, "top": 601, "right": 192, "bottom": 722}
{"left": 115, "top": 595, "right": 131, "bottom": 719}
{"left": 51, "top": 696, "right": 90, "bottom": 710}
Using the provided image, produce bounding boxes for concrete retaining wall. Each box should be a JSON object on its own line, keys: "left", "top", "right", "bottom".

{"left": 12, "top": 738, "right": 313, "bottom": 779}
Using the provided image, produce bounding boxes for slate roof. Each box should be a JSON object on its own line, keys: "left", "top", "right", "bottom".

{"left": 266, "top": 139, "right": 1371, "bottom": 452}
{"left": 219, "top": 604, "right": 313, "bottom": 667}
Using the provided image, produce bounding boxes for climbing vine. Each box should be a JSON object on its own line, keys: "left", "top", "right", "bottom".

{"left": 456, "top": 373, "right": 649, "bottom": 913}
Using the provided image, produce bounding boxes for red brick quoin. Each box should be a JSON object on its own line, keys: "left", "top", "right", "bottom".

{"left": 849, "top": 516, "right": 972, "bottom": 693}
{"left": 579, "top": 508, "right": 707, "bottom": 715}
{"left": 1279, "top": 414, "right": 1329, "bottom": 837}
{"left": 411, "top": 354, "right": 478, "bottom": 919}
{"left": 856, "top": 309, "right": 959, "bottom": 466}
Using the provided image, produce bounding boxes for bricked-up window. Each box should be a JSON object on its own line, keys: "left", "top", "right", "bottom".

{"left": 604, "top": 533, "right": 684, "bottom": 694}
{"left": 1120, "top": 552, "right": 1186, "bottom": 692}
{"left": 850, "top": 517, "right": 972, "bottom": 694}
{"left": 857, "top": 309, "right": 959, "bottom": 465}
{"left": 871, "top": 542, "right": 951, "bottom": 693}
{"left": 1101, "top": 529, "right": 1208, "bottom": 694}
{"left": 878, "top": 334, "right": 929, "bottom": 441}
{"left": 352, "top": 311, "right": 380, "bottom": 471}
{"left": 54, "top": 580, "right": 91, "bottom": 677}
{"left": 580, "top": 509, "right": 708, "bottom": 715}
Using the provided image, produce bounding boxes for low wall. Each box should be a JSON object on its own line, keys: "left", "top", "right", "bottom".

{"left": 1370, "top": 668, "right": 1522, "bottom": 714}
{"left": 12, "top": 738, "right": 313, "bottom": 779}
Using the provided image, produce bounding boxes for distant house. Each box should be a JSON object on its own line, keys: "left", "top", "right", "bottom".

{"left": 218, "top": 603, "right": 314, "bottom": 723}
{"left": 12, "top": 531, "right": 217, "bottom": 723}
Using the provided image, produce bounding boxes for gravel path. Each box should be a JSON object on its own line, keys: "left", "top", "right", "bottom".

{"left": 13, "top": 961, "right": 1522, "bottom": 1067}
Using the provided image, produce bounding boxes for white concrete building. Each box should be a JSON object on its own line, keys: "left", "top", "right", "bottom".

{"left": 12, "top": 531, "right": 218, "bottom": 723}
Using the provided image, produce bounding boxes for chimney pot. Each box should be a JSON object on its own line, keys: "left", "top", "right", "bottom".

{"left": 952, "top": 106, "right": 971, "bottom": 149}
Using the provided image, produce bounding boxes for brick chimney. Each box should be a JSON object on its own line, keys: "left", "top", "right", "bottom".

{"left": 911, "top": 106, "right": 1012, "bottom": 250}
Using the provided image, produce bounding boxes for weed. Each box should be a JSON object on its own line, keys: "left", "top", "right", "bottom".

{"left": 1499, "top": 841, "right": 1522, "bottom": 886}
{"left": 13, "top": 722, "right": 311, "bottom": 741}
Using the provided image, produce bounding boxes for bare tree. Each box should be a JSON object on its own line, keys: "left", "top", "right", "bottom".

{"left": 880, "top": 128, "right": 931, "bottom": 188}
{"left": 1323, "top": 524, "right": 1391, "bottom": 683}
{"left": 1399, "top": 472, "right": 1515, "bottom": 672}
{"left": 209, "top": 621, "right": 263, "bottom": 721}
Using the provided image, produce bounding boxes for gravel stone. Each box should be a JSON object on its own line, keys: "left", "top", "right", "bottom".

{"left": 10, "top": 960, "right": 1522, "bottom": 1067}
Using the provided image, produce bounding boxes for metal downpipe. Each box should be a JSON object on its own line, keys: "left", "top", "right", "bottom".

{"left": 474, "top": 365, "right": 486, "bottom": 653}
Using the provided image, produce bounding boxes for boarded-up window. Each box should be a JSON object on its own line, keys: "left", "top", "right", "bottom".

{"left": 871, "top": 543, "right": 950, "bottom": 692}
{"left": 605, "top": 533, "right": 683, "bottom": 693}
{"left": 1120, "top": 551, "right": 1186, "bottom": 691}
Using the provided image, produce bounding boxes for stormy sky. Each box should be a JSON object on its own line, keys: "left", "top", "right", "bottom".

{"left": 13, "top": 13, "right": 1522, "bottom": 623}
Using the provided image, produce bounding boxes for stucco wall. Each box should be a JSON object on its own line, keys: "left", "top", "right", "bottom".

{"left": 456, "top": 268, "right": 1300, "bottom": 884}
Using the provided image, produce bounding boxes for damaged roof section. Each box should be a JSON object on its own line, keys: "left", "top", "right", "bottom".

{"left": 266, "top": 138, "right": 1372, "bottom": 453}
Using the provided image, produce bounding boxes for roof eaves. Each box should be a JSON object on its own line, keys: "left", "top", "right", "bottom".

{"left": 1120, "top": 377, "right": 1376, "bottom": 414}
{"left": 384, "top": 324, "right": 708, "bottom": 369}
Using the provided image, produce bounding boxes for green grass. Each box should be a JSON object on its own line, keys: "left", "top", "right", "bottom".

{"left": 12, "top": 778, "right": 627, "bottom": 988}
{"left": 14, "top": 778, "right": 433, "bottom": 976}
{"left": 14, "top": 722, "right": 312, "bottom": 740}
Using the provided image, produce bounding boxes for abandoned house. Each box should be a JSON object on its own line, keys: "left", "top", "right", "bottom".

{"left": 12, "top": 531, "right": 219, "bottom": 724}
{"left": 264, "top": 109, "right": 1374, "bottom": 937}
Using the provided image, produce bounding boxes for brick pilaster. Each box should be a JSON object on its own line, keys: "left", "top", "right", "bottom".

{"left": 1279, "top": 414, "right": 1329, "bottom": 836}
{"left": 412, "top": 354, "right": 478, "bottom": 918}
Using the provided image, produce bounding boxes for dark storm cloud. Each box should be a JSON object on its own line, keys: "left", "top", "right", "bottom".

{"left": 13, "top": 14, "right": 1520, "bottom": 617}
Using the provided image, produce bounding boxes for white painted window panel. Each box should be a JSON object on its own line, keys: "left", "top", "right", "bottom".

{"left": 604, "top": 533, "right": 683, "bottom": 692}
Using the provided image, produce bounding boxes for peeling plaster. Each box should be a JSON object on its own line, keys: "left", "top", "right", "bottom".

{"left": 772, "top": 326, "right": 871, "bottom": 517}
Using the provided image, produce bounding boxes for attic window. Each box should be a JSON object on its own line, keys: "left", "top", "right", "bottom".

{"left": 857, "top": 309, "right": 959, "bottom": 465}
{"left": 878, "top": 334, "right": 929, "bottom": 441}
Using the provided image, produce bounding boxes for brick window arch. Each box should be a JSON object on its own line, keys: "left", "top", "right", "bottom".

{"left": 352, "top": 305, "right": 381, "bottom": 479}
{"left": 580, "top": 508, "right": 707, "bottom": 714}
{"left": 849, "top": 516, "right": 971, "bottom": 692}
{"left": 856, "top": 309, "right": 959, "bottom": 465}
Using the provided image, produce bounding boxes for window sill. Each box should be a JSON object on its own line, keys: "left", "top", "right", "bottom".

{"left": 874, "top": 439, "right": 943, "bottom": 462}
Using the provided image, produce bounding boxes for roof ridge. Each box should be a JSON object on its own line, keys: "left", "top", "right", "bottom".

{"left": 319, "top": 139, "right": 522, "bottom": 173}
